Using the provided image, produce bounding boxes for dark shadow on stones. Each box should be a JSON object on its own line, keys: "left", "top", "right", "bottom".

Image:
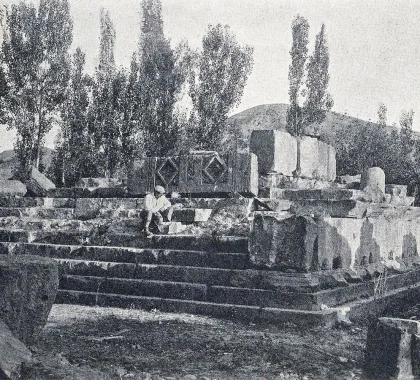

{"left": 355, "top": 219, "right": 380, "bottom": 267}
{"left": 402, "top": 232, "right": 418, "bottom": 261}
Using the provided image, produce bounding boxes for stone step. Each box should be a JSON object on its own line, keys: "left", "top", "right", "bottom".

{"left": 0, "top": 207, "right": 75, "bottom": 219}
{"left": 55, "top": 289, "right": 338, "bottom": 327}
{"left": 0, "top": 217, "right": 107, "bottom": 231}
{"left": 58, "top": 274, "right": 320, "bottom": 309}
{"left": 0, "top": 230, "right": 248, "bottom": 252}
{"left": 60, "top": 275, "right": 208, "bottom": 302}
{"left": 0, "top": 197, "right": 75, "bottom": 208}
{"left": 56, "top": 263, "right": 320, "bottom": 310}
{"left": 57, "top": 259, "right": 233, "bottom": 283}
{"left": 3, "top": 243, "right": 249, "bottom": 268}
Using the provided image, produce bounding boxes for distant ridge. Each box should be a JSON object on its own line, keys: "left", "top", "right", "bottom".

{"left": 228, "top": 103, "right": 400, "bottom": 147}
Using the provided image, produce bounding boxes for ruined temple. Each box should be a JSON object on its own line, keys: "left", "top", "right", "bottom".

{"left": 0, "top": 130, "right": 419, "bottom": 327}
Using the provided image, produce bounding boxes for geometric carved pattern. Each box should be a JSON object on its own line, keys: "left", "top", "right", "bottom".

{"left": 202, "top": 155, "right": 227, "bottom": 184}
{"left": 155, "top": 157, "right": 179, "bottom": 187}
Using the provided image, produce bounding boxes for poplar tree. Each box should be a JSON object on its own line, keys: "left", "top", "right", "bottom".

{"left": 51, "top": 48, "right": 93, "bottom": 186}
{"left": 189, "top": 24, "right": 253, "bottom": 150}
{"left": 136, "top": 0, "right": 180, "bottom": 157}
{"left": 286, "top": 15, "right": 309, "bottom": 137}
{"left": 1, "top": 0, "right": 72, "bottom": 178}
{"left": 304, "top": 23, "right": 333, "bottom": 125}
{"left": 377, "top": 103, "right": 387, "bottom": 126}
{"left": 90, "top": 8, "right": 124, "bottom": 176}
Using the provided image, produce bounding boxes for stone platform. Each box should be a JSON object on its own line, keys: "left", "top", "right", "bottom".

{"left": 0, "top": 189, "right": 418, "bottom": 327}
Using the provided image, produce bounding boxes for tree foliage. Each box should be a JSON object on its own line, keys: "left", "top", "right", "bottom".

{"left": 189, "top": 24, "right": 253, "bottom": 150}
{"left": 134, "top": 0, "right": 182, "bottom": 157}
{"left": 49, "top": 48, "right": 94, "bottom": 186}
{"left": 1, "top": 0, "right": 72, "bottom": 179}
{"left": 286, "top": 15, "right": 309, "bottom": 137}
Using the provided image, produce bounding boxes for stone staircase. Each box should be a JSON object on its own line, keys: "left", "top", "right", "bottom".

{"left": 0, "top": 195, "right": 339, "bottom": 327}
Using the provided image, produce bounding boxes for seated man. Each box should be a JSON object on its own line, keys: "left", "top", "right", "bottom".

{"left": 143, "top": 185, "right": 173, "bottom": 236}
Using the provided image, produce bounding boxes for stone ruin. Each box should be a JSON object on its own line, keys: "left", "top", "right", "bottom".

{"left": 0, "top": 128, "right": 420, "bottom": 353}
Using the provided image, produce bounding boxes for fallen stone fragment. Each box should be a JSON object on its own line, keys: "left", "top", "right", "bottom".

{"left": 25, "top": 166, "right": 55, "bottom": 197}
{"left": 0, "top": 318, "right": 32, "bottom": 380}
{"left": 0, "top": 254, "right": 59, "bottom": 346}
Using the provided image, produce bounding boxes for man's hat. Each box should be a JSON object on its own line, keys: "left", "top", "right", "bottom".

{"left": 154, "top": 185, "right": 166, "bottom": 194}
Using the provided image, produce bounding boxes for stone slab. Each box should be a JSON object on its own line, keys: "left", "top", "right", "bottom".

{"left": 0, "top": 318, "right": 32, "bottom": 380}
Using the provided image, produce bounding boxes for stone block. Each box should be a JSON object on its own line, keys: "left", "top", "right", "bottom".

{"left": 364, "top": 317, "right": 420, "bottom": 380}
{"left": 386, "top": 184, "right": 408, "bottom": 197}
{"left": 0, "top": 180, "right": 27, "bottom": 197}
{"left": 172, "top": 208, "right": 212, "bottom": 222}
{"left": 249, "top": 212, "right": 319, "bottom": 271}
{"left": 0, "top": 318, "right": 32, "bottom": 380}
{"left": 300, "top": 136, "right": 336, "bottom": 181}
{"left": 0, "top": 254, "right": 58, "bottom": 345}
{"left": 249, "top": 130, "right": 297, "bottom": 175}
{"left": 290, "top": 199, "right": 369, "bottom": 218}
{"left": 25, "top": 166, "right": 55, "bottom": 196}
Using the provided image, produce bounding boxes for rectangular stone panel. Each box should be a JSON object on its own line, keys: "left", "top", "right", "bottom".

{"left": 127, "top": 152, "right": 258, "bottom": 196}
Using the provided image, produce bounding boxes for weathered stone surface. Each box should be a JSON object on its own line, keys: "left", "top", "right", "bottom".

{"left": 300, "top": 136, "right": 336, "bottom": 181}
{"left": 250, "top": 210, "right": 420, "bottom": 271}
{"left": 128, "top": 152, "right": 258, "bottom": 196}
{"left": 0, "top": 254, "right": 58, "bottom": 345}
{"left": 386, "top": 184, "right": 408, "bottom": 197}
{"left": 0, "top": 318, "right": 32, "bottom": 380}
{"left": 74, "top": 198, "right": 102, "bottom": 220}
{"left": 249, "top": 212, "right": 319, "bottom": 270}
{"left": 364, "top": 318, "right": 420, "bottom": 380}
{"left": 361, "top": 167, "right": 386, "bottom": 194}
{"left": 0, "top": 180, "right": 27, "bottom": 197}
{"left": 249, "top": 130, "right": 297, "bottom": 175}
{"left": 26, "top": 166, "right": 55, "bottom": 196}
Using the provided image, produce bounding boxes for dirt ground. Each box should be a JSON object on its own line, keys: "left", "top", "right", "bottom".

{"left": 21, "top": 304, "right": 367, "bottom": 380}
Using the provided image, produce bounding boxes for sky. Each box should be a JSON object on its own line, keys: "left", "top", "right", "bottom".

{"left": 0, "top": 0, "right": 419, "bottom": 152}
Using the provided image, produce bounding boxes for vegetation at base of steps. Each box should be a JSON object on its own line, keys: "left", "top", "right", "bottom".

{"left": 23, "top": 304, "right": 365, "bottom": 380}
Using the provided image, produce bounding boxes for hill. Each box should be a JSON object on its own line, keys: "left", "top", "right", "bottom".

{"left": 227, "top": 103, "right": 399, "bottom": 147}
{"left": 0, "top": 148, "right": 54, "bottom": 179}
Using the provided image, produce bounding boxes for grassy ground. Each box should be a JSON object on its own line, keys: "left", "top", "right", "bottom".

{"left": 22, "top": 304, "right": 367, "bottom": 380}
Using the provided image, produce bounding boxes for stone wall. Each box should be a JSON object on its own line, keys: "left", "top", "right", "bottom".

{"left": 250, "top": 210, "right": 420, "bottom": 271}
{"left": 128, "top": 152, "right": 258, "bottom": 196}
